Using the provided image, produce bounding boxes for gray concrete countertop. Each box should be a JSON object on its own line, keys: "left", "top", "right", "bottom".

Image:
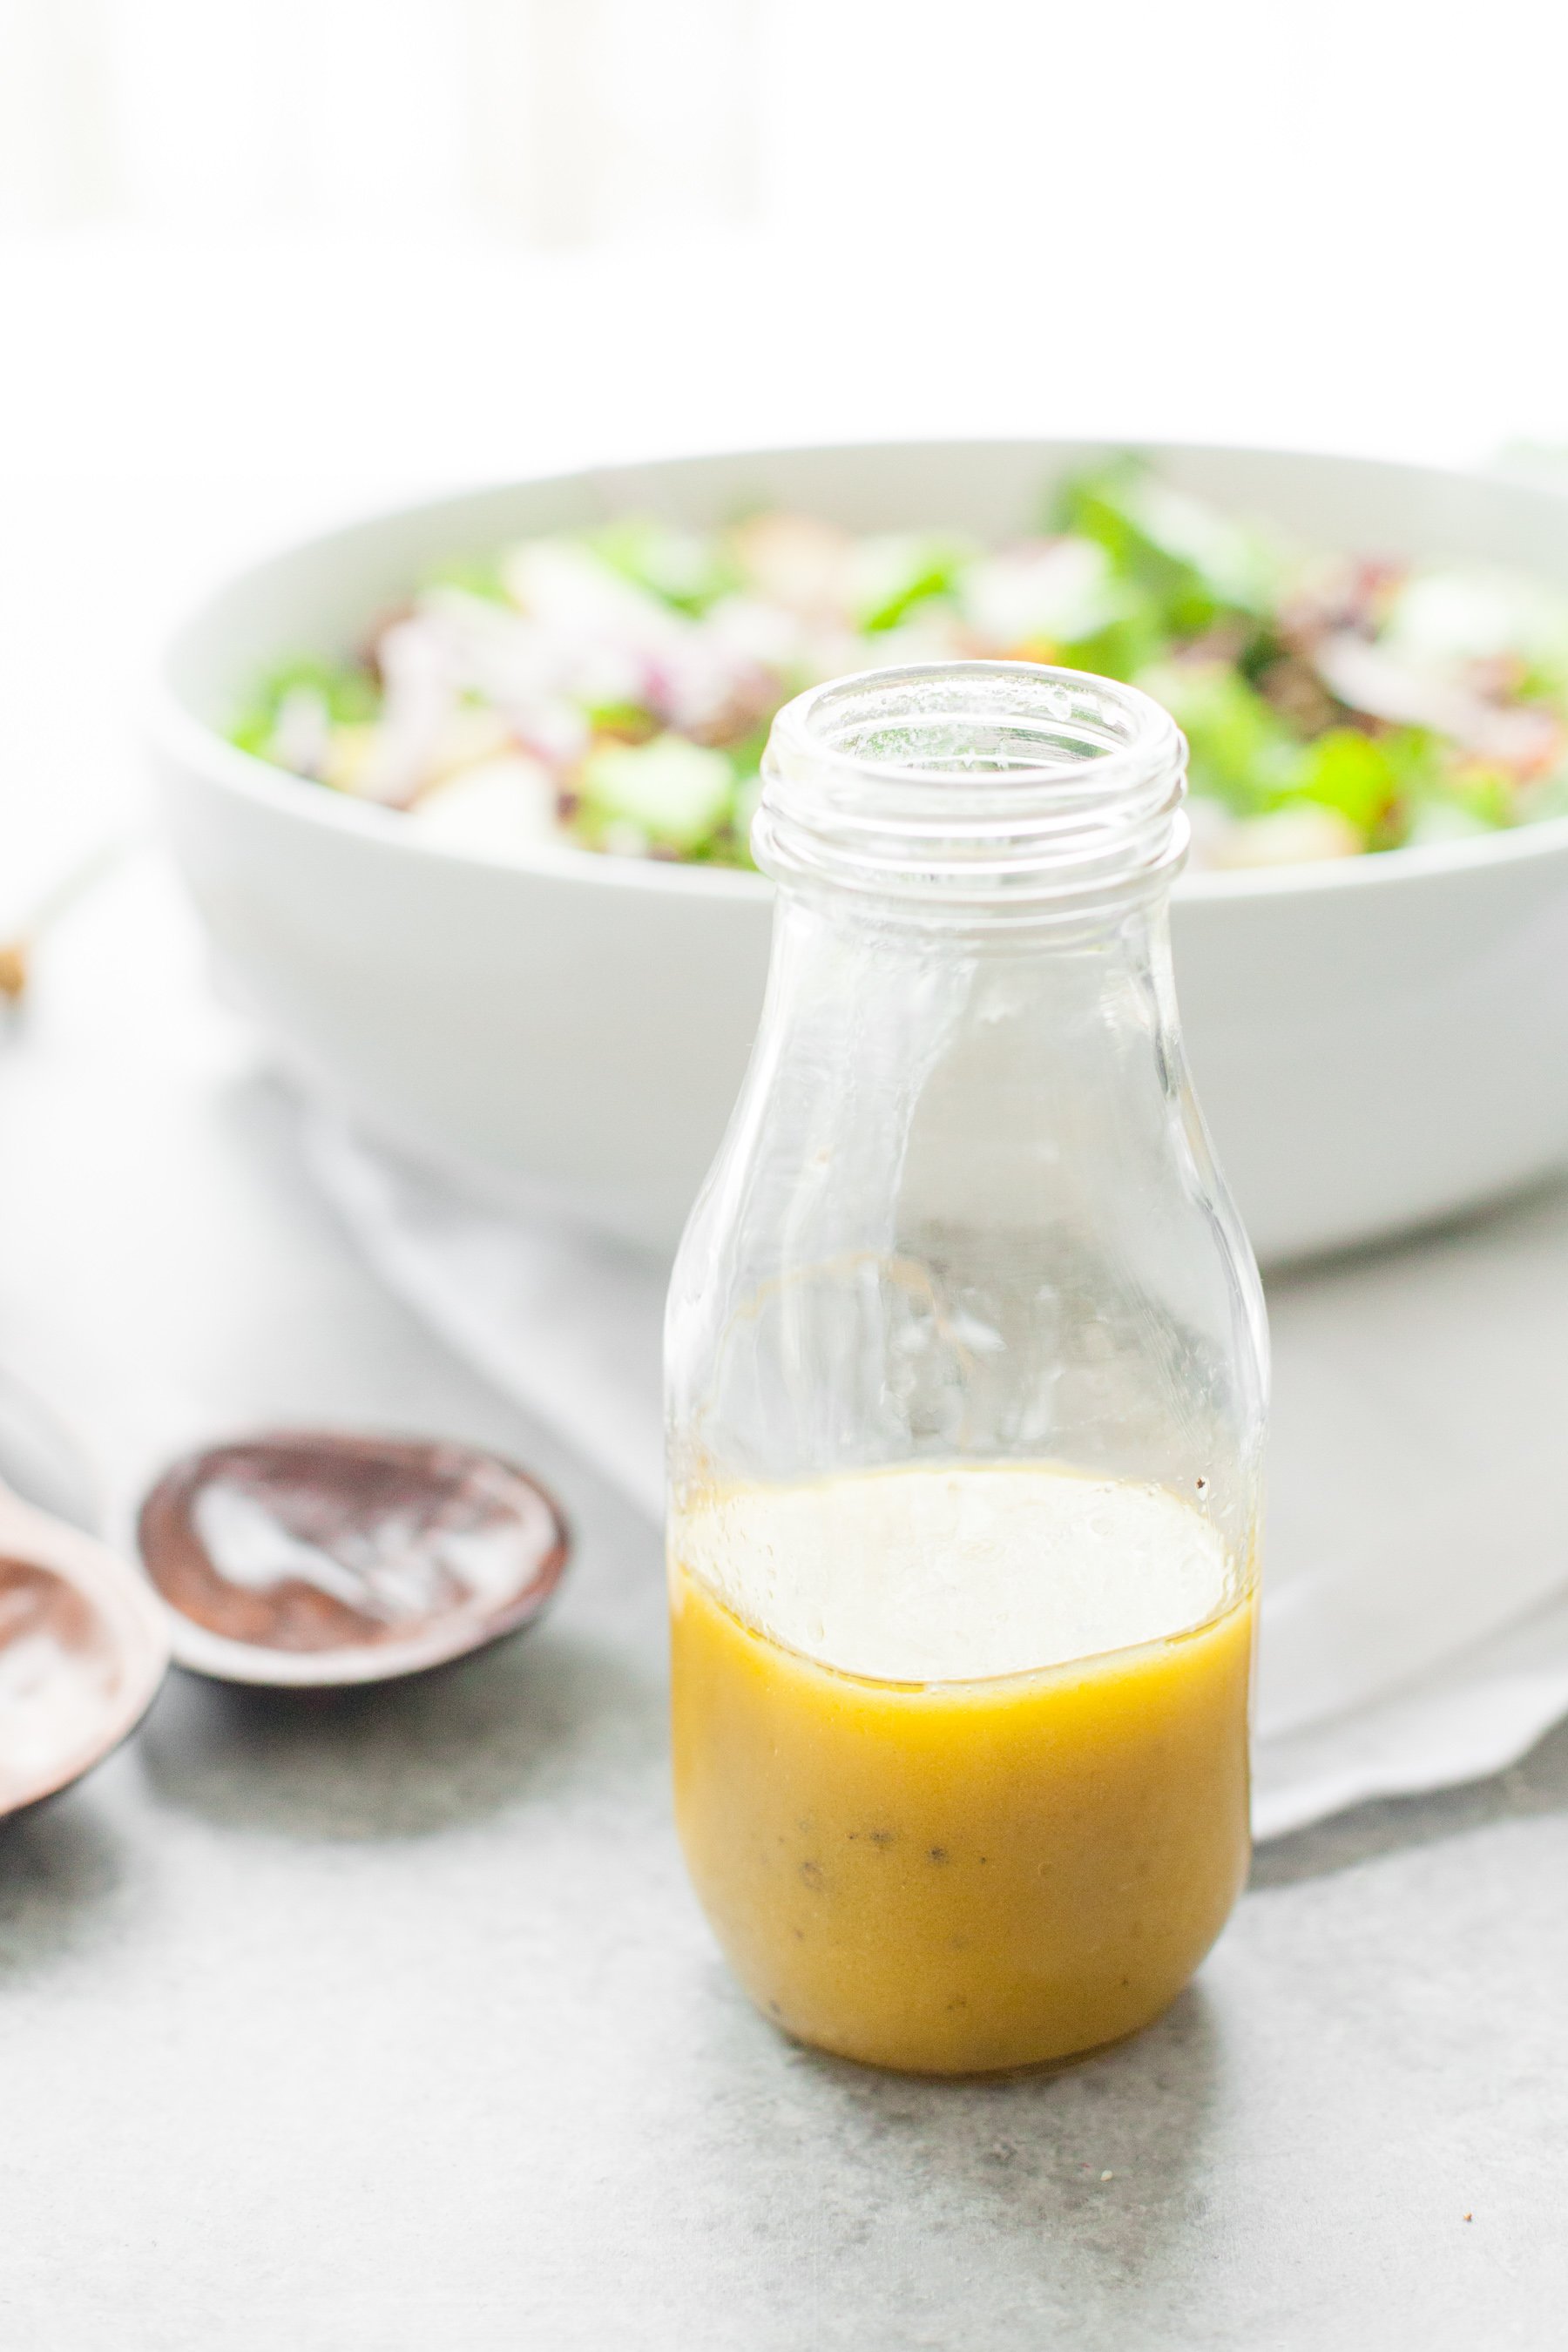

{"left": 3, "top": 864, "right": 1567, "bottom": 2351}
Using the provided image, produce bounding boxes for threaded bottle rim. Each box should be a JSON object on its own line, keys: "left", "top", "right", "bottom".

{"left": 754, "top": 660, "right": 1188, "bottom": 916}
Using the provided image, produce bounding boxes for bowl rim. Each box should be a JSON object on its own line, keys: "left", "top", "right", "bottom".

{"left": 149, "top": 435, "right": 1568, "bottom": 907}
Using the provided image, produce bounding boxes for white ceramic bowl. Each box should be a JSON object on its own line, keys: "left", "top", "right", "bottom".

{"left": 151, "top": 441, "right": 1568, "bottom": 1263}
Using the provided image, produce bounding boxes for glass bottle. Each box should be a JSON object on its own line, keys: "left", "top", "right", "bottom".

{"left": 666, "top": 662, "right": 1267, "bottom": 2076}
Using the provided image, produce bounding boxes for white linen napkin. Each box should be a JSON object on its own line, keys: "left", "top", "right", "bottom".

{"left": 307, "top": 1112, "right": 1568, "bottom": 1842}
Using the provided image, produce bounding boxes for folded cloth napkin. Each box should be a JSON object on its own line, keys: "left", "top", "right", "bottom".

{"left": 308, "top": 1112, "right": 1568, "bottom": 1842}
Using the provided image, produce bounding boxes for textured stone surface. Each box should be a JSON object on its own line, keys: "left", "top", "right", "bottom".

{"left": 8, "top": 1482, "right": 1568, "bottom": 2350}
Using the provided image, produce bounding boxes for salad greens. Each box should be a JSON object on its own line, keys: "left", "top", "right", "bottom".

{"left": 233, "top": 459, "right": 1568, "bottom": 870}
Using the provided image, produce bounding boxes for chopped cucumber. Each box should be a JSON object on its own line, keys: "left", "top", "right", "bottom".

{"left": 580, "top": 733, "right": 737, "bottom": 854}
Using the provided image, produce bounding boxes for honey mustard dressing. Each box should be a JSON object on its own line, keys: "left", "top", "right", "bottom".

{"left": 670, "top": 1463, "right": 1254, "bottom": 2074}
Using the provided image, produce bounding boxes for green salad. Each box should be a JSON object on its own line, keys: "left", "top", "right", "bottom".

{"left": 233, "top": 460, "right": 1568, "bottom": 869}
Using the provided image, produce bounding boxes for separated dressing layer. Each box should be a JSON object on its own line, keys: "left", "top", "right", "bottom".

{"left": 674, "top": 1463, "right": 1234, "bottom": 1686}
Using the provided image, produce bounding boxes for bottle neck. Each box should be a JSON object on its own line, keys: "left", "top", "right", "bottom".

{"left": 758, "top": 882, "right": 1179, "bottom": 1066}
{"left": 740, "top": 883, "right": 1187, "bottom": 1255}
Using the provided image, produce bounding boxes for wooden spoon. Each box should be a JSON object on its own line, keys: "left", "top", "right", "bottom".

{"left": 0, "top": 1481, "right": 171, "bottom": 1821}
{"left": 137, "top": 1430, "right": 571, "bottom": 1688}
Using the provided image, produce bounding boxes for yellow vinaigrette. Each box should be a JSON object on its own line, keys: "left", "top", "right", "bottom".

{"left": 670, "top": 1464, "right": 1254, "bottom": 2076}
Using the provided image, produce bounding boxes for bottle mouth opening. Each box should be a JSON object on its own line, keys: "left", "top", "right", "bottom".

{"left": 755, "top": 661, "right": 1188, "bottom": 913}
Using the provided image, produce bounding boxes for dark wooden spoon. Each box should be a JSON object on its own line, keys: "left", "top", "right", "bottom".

{"left": 0, "top": 1479, "right": 170, "bottom": 1821}
{"left": 137, "top": 1429, "right": 571, "bottom": 1687}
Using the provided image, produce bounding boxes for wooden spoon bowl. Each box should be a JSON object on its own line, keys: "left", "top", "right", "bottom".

{"left": 0, "top": 1483, "right": 170, "bottom": 1821}
{"left": 137, "top": 1429, "right": 571, "bottom": 1687}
